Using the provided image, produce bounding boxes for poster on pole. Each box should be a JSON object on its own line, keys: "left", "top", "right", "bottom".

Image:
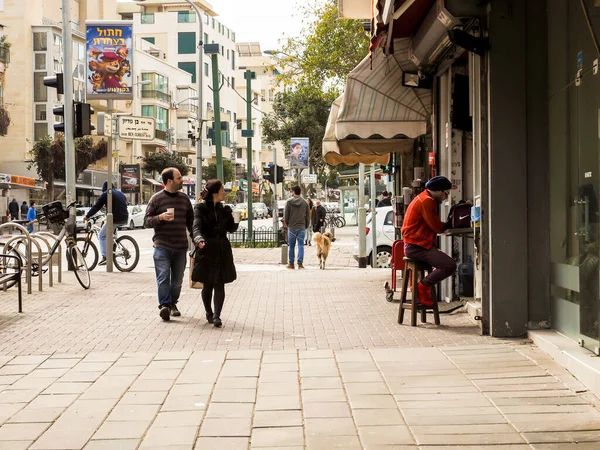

{"left": 85, "top": 21, "right": 134, "bottom": 100}
{"left": 120, "top": 164, "right": 141, "bottom": 194}
{"left": 290, "top": 137, "right": 309, "bottom": 168}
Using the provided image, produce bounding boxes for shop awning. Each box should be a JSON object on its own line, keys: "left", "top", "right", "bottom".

{"left": 144, "top": 178, "right": 162, "bottom": 187}
{"left": 323, "top": 38, "right": 431, "bottom": 166}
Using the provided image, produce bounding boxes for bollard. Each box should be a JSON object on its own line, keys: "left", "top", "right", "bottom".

{"left": 281, "top": 244, "right": 288, "bottom": 265}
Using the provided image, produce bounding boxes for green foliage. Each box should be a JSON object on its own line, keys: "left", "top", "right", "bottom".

{"left": 0, "top": 106, "right": 10, "bottom": 136}
{"left": 278, "top": 0, "right": 369, "bottom": 89}
{"left": 203, "top": 160, "right": 234, "bottom": 182}
{"left": 262, "top": 84, "right": 338, "bottom": 181}
{"left": 143, "top": 151, "right": 189, "bottom": 176}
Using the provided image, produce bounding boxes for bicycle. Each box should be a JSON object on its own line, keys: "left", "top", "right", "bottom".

{"left": 326, "top": 211, "right": 346, "bottom": 228}
{"left": 78, "top": 216, "right": 140, "bottom": 272}
{"left": 0, "top": 201, "right": 90, "bottom": 289}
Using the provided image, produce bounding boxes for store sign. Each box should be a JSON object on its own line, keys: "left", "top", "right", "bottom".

{"left": 120, "top": 164, "right": 140, "bottom": 194}
{"left": 0, "top": 173, "right": 11, "bottom": 184}
{"left": 118, "top": 116, "right": 156, "bottom": 140}
{"left": 11, "top": 175, "right": 36, "bottom": 187}
{"left": 302, "top": 174, "right": 317, "bottom": 184}
{"left": 86, "top": 21, "right": 134, "bottom": 100}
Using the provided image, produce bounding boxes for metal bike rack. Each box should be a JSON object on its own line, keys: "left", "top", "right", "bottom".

{"left": 36, "top": 232, "right": 62, "bottom": 284}
{"left": 4, "top": 235, "right": 44, "bottom": 292}
{"left": 0, "top": 223, "right": 33, "bottom": 294}
{"left": 30, "top": 234, "right": 55, "bottom": 288}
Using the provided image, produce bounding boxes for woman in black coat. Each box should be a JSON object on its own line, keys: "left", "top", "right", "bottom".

{"left": 192, "top": 179, "right": 239, "bottom": 327}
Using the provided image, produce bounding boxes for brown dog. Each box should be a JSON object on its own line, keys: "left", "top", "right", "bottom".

{"left": 313, "top": 231, "right": 334, "bottom": 270}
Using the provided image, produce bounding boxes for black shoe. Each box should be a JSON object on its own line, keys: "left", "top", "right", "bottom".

{"left": 170, "top": 304, "right": 181, "bottom": 317}
{"left": 98, "top": 257, "right": 107, "bottom": 266}
{"left": 206, "top": 312, "right": 214, "bottom": 324}
{"left": 159, "top": 305, "right": 170, "bottom": 321}
{"left": 213, "top": 317, "right": 222, "bottom": 328}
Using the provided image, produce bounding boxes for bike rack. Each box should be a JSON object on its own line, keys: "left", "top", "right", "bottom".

{"left": 30, "top": 234, "right": 55, "bottom": 288}
{"left": 35, "top": 232, "right": 62, "bottom": 284}
{"left": 4, "top": 235, "right": 44, "bottom": 293}
{"left": 0, "top": 223, "right": 33, "bottom": 294}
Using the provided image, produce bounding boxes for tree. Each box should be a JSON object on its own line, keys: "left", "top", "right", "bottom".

{"left": 203, "top": 160, "right": 234, "bottom": 182}
{"left": 143, "top": 151, "right": 190, "bottom": 176}
{"left": 28, "top": 134, "right": 108, "bottom": 202}
{"left": 277, "top": 0, "right": 369, "bottom": 89}
{"left": 262, "top": 84, "right": 338, "bottom": 183}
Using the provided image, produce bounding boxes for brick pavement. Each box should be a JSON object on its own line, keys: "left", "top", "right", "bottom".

{"left": 0, "top": 227, "right": 599, "bottom": 448}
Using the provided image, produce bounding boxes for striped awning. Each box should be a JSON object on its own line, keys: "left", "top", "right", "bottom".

{"left": 323, "top": 38, "right": 431, "bottom": 166}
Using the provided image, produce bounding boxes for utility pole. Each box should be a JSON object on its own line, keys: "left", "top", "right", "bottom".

{"left": 105, "top": 100, "right": 115, "bottom": 272}
{"left": 244, "top": 70, "right": 255, "bottom": 240}
{"left": 273, "top": 146, "right": 278, "bottom": 233}
{"left": 61, "top": 0, "right": 76, "bottom": 230}
{"left": 210, "top": 52, "right": 223, "bottom": 180}
{"left": 357, "top": 163, "right": 367, "bottom": 268}
{"left": 370, "top": 164, "right": 377, "bottom": 268}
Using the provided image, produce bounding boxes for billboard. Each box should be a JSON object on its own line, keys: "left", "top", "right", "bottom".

{"left": 120, "top": 164, "right": 141, "bottom": 194}
{"left": 290, "top": 137, "right": 309, "bottom": 168}
{"left": 86, "top": 21, "right": 134, "bottom": 99}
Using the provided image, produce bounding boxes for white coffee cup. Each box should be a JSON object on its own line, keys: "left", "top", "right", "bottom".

{"left": 232, "top": 210, "right": 241, "bottom": 223}
{"left": 166, "top": 208, "right": 174, "bottom": 218}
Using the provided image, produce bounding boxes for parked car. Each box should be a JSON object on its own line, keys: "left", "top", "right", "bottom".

{"left": 277, "top": 200, "right": 287, "bottom": 218}
{"left": 353, "top": 206, "right": 395, "bottom": 268}
{"left": 127, "top": 205, "right": 147, "bottom": 229}
{"left": 75, "top": 207, "right": 105, "bottom": 233}
{"left": 253, "top": 202, "right": 269, "bottom": 219}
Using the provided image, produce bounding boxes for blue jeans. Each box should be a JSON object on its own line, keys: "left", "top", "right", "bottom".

{"left": 153, "top": 248, "right": 187, "bottom": 307}
{"left": 288, "top": 228, "right": 306, "bottom": 265}
{"left": 99, "top": 222, "right": 126, "bottom": 257}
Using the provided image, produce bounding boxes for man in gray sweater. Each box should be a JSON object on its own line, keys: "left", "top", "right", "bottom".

{"left": 144, "top": 167, "right": 194, "bottom": 321}
{"left": 283, "top": 186, "right": 310, "bottom": 269}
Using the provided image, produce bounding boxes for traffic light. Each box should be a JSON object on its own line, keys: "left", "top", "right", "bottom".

{"left": 52, "top": 104, "right": 66, "bottom": 133}
{"left": 187, "top": 130, "right": 197, "bottom": 146}
{"left": 275, "top": 165, "right": 284, "bottom": 184}
{"left": 263, "top": 165, "right": 274, "bottom": 183}
{"left": 43, "top": 73, "right": 64, "bottom": 95}
{"left": 74, "top": 102, "right": 95, "bottom": 138}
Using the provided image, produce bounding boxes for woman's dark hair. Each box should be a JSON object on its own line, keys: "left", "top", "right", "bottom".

{"left": 201, "top": 179, "right": 223, "bottom": 201}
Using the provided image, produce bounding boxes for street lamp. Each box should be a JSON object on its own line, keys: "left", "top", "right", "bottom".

{"left": 134, "top": 0, "right": 204, "bottom": 198}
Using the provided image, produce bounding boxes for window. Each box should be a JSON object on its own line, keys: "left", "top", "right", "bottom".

{"left": 34, "top": 123, "right": 48, "bottom": 141}
{"left": 384, "top": 212, "right": 394, "bottom": 226}
{"left": 142, "top": 37, "right": 155, "bottom": 44}
{"left": 205, "top": 13, "right": 210, "bottom": 25}
{"left": 178, "top": 32, "right": 196, "bottom": 54}
{"left": 142, "top": 105, "right": 169, "bottom": 132}
{"left": 236, "top": 120, "right": 242, "bottom": 130}
{"left": 232, "top": 52, "right": 235, "bottom": 70}
{"left": 227, "top": 49, "right": 230, "bottom": 60}
{"left": 204, "top": 33, "right": 208, "bottom": 45}
{"left": 204, "top": 62, "right": 209, "bottom": 76}
{"left": 141, "top": 13, "right": 155, "bottom": 24}
{"left": 269, "top": 89, "right": 274, "bottom": 101}
{"left": 232, "top": 32, "right": 236, "bottom": 42}
{"left": 178, "top": 11, "right": 196, "bottom": 23}
{"left": 273, "top": 69, "right": 280, "bottom": 76}
{"left": 33, "top": 72, "right": 47, "bottom": 102}
{"left": 212, "top": 18, "right": 215, "bottom": 28}
{"left": 142, "top": 105, "right": 154, "bottom": 118}
{"left": 231, "top": 77, "right": 235, "bottom": 88}
{"left": 35, "top": 104, "right": 46, "bottom": 121}
{"left": 33, "top": 32, "right": 47, "bottom": 51}
{"left": 178, "top": 62, "right": 196, "bottom": 83}
{"left": 34, "top": 53, "right": 46, "bottom": 70}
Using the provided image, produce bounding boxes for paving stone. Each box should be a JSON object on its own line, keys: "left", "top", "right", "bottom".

{"left": 353, "top": 408, "right": 405, "bottom": 426}
{"left": 120, "top": 391, "right": 168, "bottom": 405}
{"left": 6, "top": 376, "right": 56, "bottom": 391}
{"left": 260, "top": 362, "right": 299, "bottom": 372}
{"left": 412, "top": 424, "right": 515, "bottom": 435}
{"left": 255, "top": 394, "right": 300, "bottom": 410}
{"left": 349, "top": 394, "right": 398, "bottom": 409}
{"left": 531, "top": 444, "right": 600, "bottom": 450}
{"left": 262, "top": 352, "right": 298, "bottom": 364}
{"left": 78, "top": 375, "right": 137, "bottom": 400}
{"left": 258, "top": 371, "right": 299, "bottom": 383}
{"left": 7, "top": 356, "right": 49, "bottom": 366}
{"left": 199, "top": 417, "right": 252, "bottom": 437}
{"left": 305, "top": 417, "right": 356, "bottom": 435}
{"left": 83, "top": 439, "right": 140, "bottom": 450}
{"left": 358, "top": 425, "right": 415, "bottom": 446}
{"left": 257, "top": 382, "right": 299, "bottom": 396}
{"left": 0, "top": 403, "right": 26, "bottom": 426}
{"left": 404, "top": 413, "right": 506, "bottom": 426}
{"left": 154, "top": 410, "right": 205, "bottom": 427}
{"left": 305, "top": 434, "right": 361, "bottom": 449}
{"left": 252, "top": 410, "right": 303, "bottom": 428}
{"left": 71, "top": 362, "right": 113, "bottom": 372}
{"left": 0, "top": 365, "right": 38, "bottom": 376}
{"left": 93, "top": 421, "right": 150, "bottom": 440}
{"left": 523, "top": 430, "right": 600, "bottom": 444}
{"left": 195, "top": 437, "right": 249, "bottom": 450}
{"left": 303, "top": 402, "right": 352, "bottom": 418}
{"left": 8, "top": 407, "right": 64, "bottom": 423}
{"left": 302, "top": 377, "right": 343, "bottom": 390}
{"left": 81, "top": 353, "right": 122, "bottom": 363}
{"left": 302, "top": 388, "right": 347, "bottom": 402}
{"left": 220, "top": 360, "right": 260, "bottom": 377}
{"left": 0, "top": 422, "right": 50, "bottom": 440}
{"left": 250, "top": 426, "right": 304, "bottom": 447}
{"left": 59, "top": 371, "right": 104, "bottom": 383}
{"left": 169, "top": 383, "right": 214, "bottom": 396}
{"left": 106, "top": 404, "right": 160, "bottom": 422}
{"left": 205, "top": 402, "right": 254, "bottom": 418}
{"left": 226, "top": 350, "right": 262, "bottom": 360}
{"left": 216, "top": 377, "right": 258, "bottom": 389}
{"left": 416, "top": 433, "right": 527, "bottom": 446}
{"left": 38, "top": 359, "right": 80, "bottom": 370}
{"left": 43, "top": 382, "right": 91, "bottom": 395}
{"left": 28, "top": 394, "right": 78, "bottom": 409}
{"left": 147, "top": 360, "right": 187, "bottom": 370}
{"left": 341, "top": 371, "right": 384, "bottom": 383}
{"left": 128, "top": 379, "right": 175, "bottom": 392}
{"left": 138, "top": 368, "right": 183, "bottom": 380}
{"left": 161, "top": 395, "right": 208, "bottom": 412}
{"left": 344, "top": 382, "right": 390, "bottom": 395}
{"left": 0, "top": 389, "right": 41, "bottom": 403}
{"left": 299, "top": 350, "right": 334, "bottom": 359}
{"left": 211, "top": 388, "right": 256, "bottom": 403}
{"left": 139, "top": 425, "right": 198, "bottom": 447}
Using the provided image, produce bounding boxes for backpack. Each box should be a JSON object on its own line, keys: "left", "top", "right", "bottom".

{"left": 447, "top": 201, "right": 472, "bottom": 229}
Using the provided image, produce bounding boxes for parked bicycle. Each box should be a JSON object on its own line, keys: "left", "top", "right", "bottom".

{"left": 0, "top": 201, "right": 90, "bottom": 289}
{"left": 78, "top": 216, "right": 140, "bottom": 272}
{"left": 326, "top": 211, "right": 346, "bottom": 228}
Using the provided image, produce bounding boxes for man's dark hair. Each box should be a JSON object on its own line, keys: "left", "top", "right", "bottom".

{"left": 292, "top": 186, "right": 301, "bottom": 195}
{"left": 30, "top": 201, "right": 36, "bottom": 207}
{"left": 292, "top": 143, "right": 301, "bottom": 149}
{"left": 161, "top": 167, "right": 176, "bottom": 185}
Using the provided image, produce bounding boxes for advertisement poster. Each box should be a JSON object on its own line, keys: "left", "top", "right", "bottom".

{"left": 120, "top": 164, "right": 141, "bottom": 194}
{"left": 289, "top": 137, "right": 309, "bottom": 168}
{"left": 86, "top": 21, "right": 134, "bottom": 99}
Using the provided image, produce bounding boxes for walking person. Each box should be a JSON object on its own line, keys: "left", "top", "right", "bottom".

{"left": 313, "top": 200, "right": 327, "bottom": 234}
{"left": 192, "top": 179, "right": 239, "bottom": 328}
{"left": 144, "top": 168, "right": 194, "bottom": 321}
{"left": 378, "top": 191, "right": 392, "bottom": 207}
{"left": 8, "top": 198, "right": 19, "bottom": 221}
{"left": 84, "top": 181, "right": 129, "bottom": 266}
{"left": 283, "top": 186, "right": 310, "bottom": 269}
{"left": 26, "top": 201, "right": 37, "bottom": 233}
{"left": 305, "top": 198, "right": 314, "bottom": 246}
{"left": 20, "top": 201, "right": 28, "bottom": 221}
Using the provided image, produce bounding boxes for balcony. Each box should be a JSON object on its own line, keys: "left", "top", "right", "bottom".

{"left": 142, "top": 90, "right": 171, "bottom": 103}
{"left": 176, "top": 103, "right": 198, "bottom": 116}
{"left": 176, "top": 138, "right": 196, "bottom": 154}
{"left": 155, "top": 129, "right": 168, "bottom": 141}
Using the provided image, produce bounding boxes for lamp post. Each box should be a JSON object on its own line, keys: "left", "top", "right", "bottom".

{"left": 135, "top": 0, "right": 204, "bottom": 198}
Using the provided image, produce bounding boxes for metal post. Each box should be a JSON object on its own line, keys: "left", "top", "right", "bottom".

{"left": 180, "top": 0, "right": 204, "bottom": 199}
{"left": 106, "top": 99, "right": 114, "bottom": 273}
{"left": 370, "top": 164, "right": 377, "bottom": 268}
{"left": 273, "top": 146, "right": 278, "bottom": 233}
{"left": 61, "top": 0, "right": 76, "bottom": 225}
{"left": 357, "top": 163, "right": 367, "bottom": 268}
{"left": 245, "top": 70, "right": 253, "bottom": 240}
{"left": 211, "top": 54, "right": 223, "bottom": 181}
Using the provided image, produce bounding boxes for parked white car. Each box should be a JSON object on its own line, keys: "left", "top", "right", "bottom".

{"left": 353, "top": 206, "right": 396, "bottom": 268}
{"left": 252, "top": 202, "right": 269, "bottom": 219}
{"left": 127, "top": 205, "right": 148, "bottom": 229}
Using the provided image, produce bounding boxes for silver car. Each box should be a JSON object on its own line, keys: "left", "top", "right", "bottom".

{"left": 252, "top": 202, "right": 269, "bottom": 219}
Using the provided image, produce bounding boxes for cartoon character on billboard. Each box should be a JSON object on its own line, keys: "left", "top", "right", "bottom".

{"left": 88, "top": 47, "right": 129, "bottom": 90}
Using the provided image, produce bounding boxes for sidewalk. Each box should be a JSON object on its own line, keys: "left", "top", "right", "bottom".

{"left": 0, "top": 228, "right": 599, "bottom": 448}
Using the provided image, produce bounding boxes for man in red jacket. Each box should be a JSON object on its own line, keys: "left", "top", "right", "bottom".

{"left": 401, "top": 176, "right": 456, "bottom": 307}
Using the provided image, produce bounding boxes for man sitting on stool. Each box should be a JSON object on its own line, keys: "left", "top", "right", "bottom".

{"left": 401, "top": 176, "right": 456, "bottom": 307}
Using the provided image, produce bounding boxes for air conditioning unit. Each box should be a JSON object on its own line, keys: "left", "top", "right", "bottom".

{"left": 408, "top": 0, "right": 480, "bottom": 68}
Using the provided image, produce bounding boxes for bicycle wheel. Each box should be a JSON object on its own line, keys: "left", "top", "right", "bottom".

{"left": 113, "top": 235, "right": 139, "bottom": 272}
{"left": 77, "top": 239, "right": 99, "bottom": 271}
{"left": 0, "top": 243, "right": 21, "bottom": 290}
{"left": 68, "top": 245, "right": 90, "bottom": 289}
{"left": 334, "top": 217, "right": 344, "bottom": 228}
{"left": 338, "top": 216, "right": 346, "bottom": 227}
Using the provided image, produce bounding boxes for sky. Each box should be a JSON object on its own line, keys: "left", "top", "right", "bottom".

{"left": 118, "top": 0, "right": 305, "bottom": 53}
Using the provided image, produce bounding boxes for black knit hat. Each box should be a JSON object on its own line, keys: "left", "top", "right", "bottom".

{"left": 425, "top": 176, "right": 452, "bottom": 191}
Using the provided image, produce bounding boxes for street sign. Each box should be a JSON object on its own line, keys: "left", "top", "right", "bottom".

{"left": 302, "top": 174, "right": 318, "bottom": 184}
{"left": 97, "top": 112, "right": 112, "bottom": 136}
{"left": 118, "top": 116, "right": 156, "bottom": 140}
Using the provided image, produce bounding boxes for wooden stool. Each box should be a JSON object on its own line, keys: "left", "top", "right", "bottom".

{"left": 398, "top": 257, "right": 441, "bottom": 326}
